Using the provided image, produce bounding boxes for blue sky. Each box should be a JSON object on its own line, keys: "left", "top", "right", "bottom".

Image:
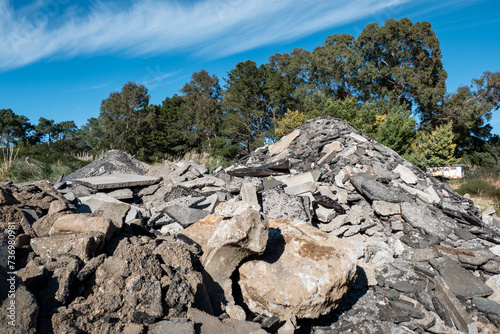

{"left": 1, "top": 0, "right": 499, "bottom": 134}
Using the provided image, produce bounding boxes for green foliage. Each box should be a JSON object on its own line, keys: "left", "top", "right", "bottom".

{"left": 356, "top": 18, "right": 447, "bottom": 116}
{"left": 432, "top": 71, "right": 500, "bottom": 155}
{"left": 0, "top": 108, "right": 33, "bottom": 147}
{"left": 404, "top": 122, "right": 459, "bottom": 168}
{"left": 180, "top": 70, "right": 222, "bottom": 144}
{"left": 223, "top": 60, "right": 275, "bottom": 154}
{"left": 456, "top": 178, "right": 500, "bottom": 200}
{"left": 275, "top": 109, "right": 309, "bottom": 138}
{"left": 96, "top": 82, "right": 153, "bottom": 161}
{"left": 374, "top": 107, "right": 417, "bottom": 154}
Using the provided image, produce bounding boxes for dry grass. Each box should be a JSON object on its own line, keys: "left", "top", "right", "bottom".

{"left": 74, "top": 151, "right": 94, "bottom": 161}
{"left": 0, "top": 147, "right": 19, "bottom": 181}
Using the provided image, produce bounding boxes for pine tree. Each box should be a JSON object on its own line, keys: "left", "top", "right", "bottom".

{"left": 405, "top": 122, "right": 459, "bottom": 168}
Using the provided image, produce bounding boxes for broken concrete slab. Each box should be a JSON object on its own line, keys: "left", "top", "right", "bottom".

{"left": 106, "top": 188, "right": 134, "bottom": 200}
{"left": 401, "top": 202, "right": 451, "bottom": 240}
{"left": 49, "top": 214, "right": 116, "bottom": 241}
{"left": 30, "top": 233, "right": 105, "bottom": 262}
{"left": 73, "top": 173, "right": 161, "bottom": 190}
{"left": 262, "top": 187, "right": 310, "bottom": 222}
{"left": 202, "top": 208, "right": 268, "bottom": 286}
{"left": 372, "top": 200, "right": 401, "bottom": 216}
{"left": 240, "top": 182, "right": 259, "bottom": 206}
{"left": 394, "top": 164, "right": 418, "bottom": 185}
{"left": 430, "top": 256, "right": 494, "bottom": 299}
{"left": 269, "top": 129, "right": 301, "bottom": 156}
{"left": 163, "top": 205, "right": 211, "bottom": 228}
{"left": 284, "top": 181, "right": 316, "bottom": 196}
{"left": 77, "top": 193, "right": 126, "bottom": 213}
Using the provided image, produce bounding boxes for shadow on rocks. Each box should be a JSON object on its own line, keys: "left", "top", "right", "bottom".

{"left": 296, "top": 265, "right": 369, "bottom": 333}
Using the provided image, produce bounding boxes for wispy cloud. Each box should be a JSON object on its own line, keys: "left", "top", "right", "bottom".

{"left": 70, "top": 80, "right": 114, "bottom": 92}
{"left": 0, "top": 0, "right": 415, "bottom": 71}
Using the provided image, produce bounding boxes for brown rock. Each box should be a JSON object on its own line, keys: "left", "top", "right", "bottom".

{"left": 30, "top": 233, "right": 105, "bottom": 262}
{"left": 49, "top": 213, "right": 116, "bottom": 241}
{"left": 93, "top": 201, "right": 131, "bottom": 229}
{"left": 32, "top": 211, "right": 68, "bottom": 237}
{"left": 238, "top": 219, "right": 357, "bottom": 319}
{"left": 48, "top": 199, "right": 71, "bottom": 216}
{"left": 202, "top": 208, "right": 269, "bottom": 285}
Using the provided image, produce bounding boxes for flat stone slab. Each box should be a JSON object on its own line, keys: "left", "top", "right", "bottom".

{"left": 73, "top": 174, "right": 161, "bottom": 190}
{"left": 430, "top": 256, "right": 494, "bottom": 299}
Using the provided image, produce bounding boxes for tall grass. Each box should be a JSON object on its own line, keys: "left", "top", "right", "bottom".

{"left": 453, "top": 166, "right": 500, "bottom": 212}
{"left": 1, "top": 148, "right": 79, "bottom": 183}
{"left": 1, "top": 147, "right": 19, "bottom": 179}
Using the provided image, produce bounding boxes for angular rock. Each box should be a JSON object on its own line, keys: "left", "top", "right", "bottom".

{"left": 430, "top": 256, "right": 494, "bottom": 299}
{"left": 400, "top": 202, "right": 451, "bottom": 240}
{"left": 202, "top": 208, "right": 268, "bottom": 286}
{"left": 30, "top": 233, "right": 105, "bottom": 262}
{"left": 77, "top": 193, "right": 124, "bottom": 213}
{"left": 457, "top": 248, "right": 496, "bottom": 266}
{"left": 55, "top": 259, "right": 80, "bottom": 305}
{"left": 49, "top": 213, "right": 116, "bottom": 241}
{"left": 240, "top": 182, "right": 259, "bottom": 206}
{"left": 94, "top": 201, "right": 130, "bottom": 229}
{"left": 214, "top": 201, "right": 260, "bottom": 218}
{"left": 262, "top": 187, "right": 309, "bottom": 222}
{"left": 77, "top": 254, "right": 106, "bottom": 281}
{"left": 238, "top": 219, "right": 357, "bottom": 319}
{"left": 160, "top": 222, "right": 184, "bottom": 235}
{"left": 73, "top": 173, "right": 161, "bottom": 190}
{"left": 350, "top": 173, "right": 401, "bottom": 203}
{"left": 269, "top": 129, "right": 300, "bottom": 156}
{"left": 48, "top": 199, "right": 72, "bottom": 216}
{"left": 284, "top": 181, "right": 316, "bottom": 195}
{"left": 163, "top": 205, "right": 210, "bottom": 228}
{"left": 372, "top": 200, "right": 401, "bottom": 216}
{"left": 314, "top": 205, "right": 337, "bottom": 223}
{"left": 106, "top": 188, "right": 134, "bottom": 200}
{"left": 472, "top": 298, "right": 500, "bottom": 317}
{"left": 394, "top": 164, "right": 418, "bottom": 185}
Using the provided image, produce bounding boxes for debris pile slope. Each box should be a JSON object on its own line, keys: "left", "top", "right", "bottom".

{"left": 1, "top": 116, "right": 499, "bottom": 333}
{"left": 64, "top": 149, "right": 151, "bottom": 181}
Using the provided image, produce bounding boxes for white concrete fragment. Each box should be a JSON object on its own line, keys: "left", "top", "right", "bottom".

{"left": 394, "top": 164, "right": 418, "bottom": 184}
{"left": 349, "top": 132, "right": 368, "bottom": 143}
{"left": 269, "top": 130, "right": 301, "bottom": 156}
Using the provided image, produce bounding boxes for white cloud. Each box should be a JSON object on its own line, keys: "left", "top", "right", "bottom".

{"left": 0, "top": 0, "right": 413, "bottom": 71}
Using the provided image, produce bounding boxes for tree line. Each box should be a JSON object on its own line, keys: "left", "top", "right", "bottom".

{"left": 2, "top": 18, "right": 500, "bottom": 168}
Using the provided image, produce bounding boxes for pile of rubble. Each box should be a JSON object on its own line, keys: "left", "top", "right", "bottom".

{"left": 1, "top": 116, "right": 500, "bottom": 334}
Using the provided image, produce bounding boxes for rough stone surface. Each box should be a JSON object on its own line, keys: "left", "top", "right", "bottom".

{"left": 30, "top": 233, "right": 105, "bottom": 262}
{"left": 238, "top": 219, "right": 357, "bottom": 319}
{"left": 401, "top": 202, "right": 451, "bottom": 240}
{"left": 49, "top": 213, "right": 116, "bottom": 240}
{"left": 163, "top": 205, "right": 210, "bottom": 228}
{"left": 64, "top": 149, "right": 151, "bottom": 181}
{"left": 430, "top": 256, "right": 494, "bottom": 299}
{"left": 0, "top": 269, "right": 38, "bottom": 334}
{"left": 269, "top": 130, "right": 300, "bottom": 156}
{"left": 261, "top": 187, "right": 309, "bottom": 222}
{"left": 202, "top": 208, "right": 268, "bottom": 287}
